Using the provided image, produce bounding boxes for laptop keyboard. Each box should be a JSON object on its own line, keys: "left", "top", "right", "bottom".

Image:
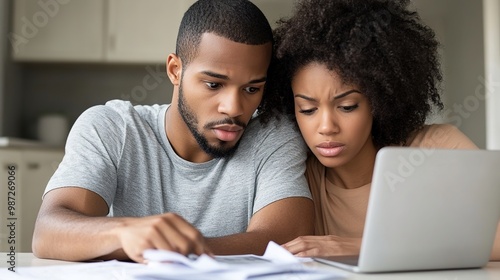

{"left": 316, "top": 255, "right": 359, "bottom": 266}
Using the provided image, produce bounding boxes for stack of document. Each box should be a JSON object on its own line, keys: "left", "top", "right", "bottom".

{"left": 10, "top": 242, "right": 344, "bottom": 280}
{"left": 133, "top": 241, "right": 343, "bottom": 279}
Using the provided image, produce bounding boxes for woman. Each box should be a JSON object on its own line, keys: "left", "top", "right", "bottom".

{"left": 269, "top": 0, "right": 500, "bottom": 259}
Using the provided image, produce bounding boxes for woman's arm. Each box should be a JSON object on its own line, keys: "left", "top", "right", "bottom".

{"left": 282, "top": 235, "right": 361, "bottom": 257}
{"left": 490, "top": 223, "right": 500, "bottom": 261}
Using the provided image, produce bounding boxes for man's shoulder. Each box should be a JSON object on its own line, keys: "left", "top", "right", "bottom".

{"left": 80, "top": 99, "right": 166, "bottom": 124}
{"left": 79, "top": 100, "right": 136, "bottom": 120}
{"left": 240, "top": 114, "right": 304, "bottom": 152}
{"left": 73, "top": 100, "right": 167, "bottom": 140}
{"left": 103, "top": 99, "right": 166, "bottom": 116}
{"left": 246, "top": 114, "right": 299, "bottom": 137}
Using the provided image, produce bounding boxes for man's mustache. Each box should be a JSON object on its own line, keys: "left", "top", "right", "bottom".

{"left": 204, "top": 118, "right": 246, "bottom": 129}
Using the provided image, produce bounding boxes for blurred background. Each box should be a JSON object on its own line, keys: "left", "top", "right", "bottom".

{"left": 0, "top": 0, "right": 498, "bottom": 149}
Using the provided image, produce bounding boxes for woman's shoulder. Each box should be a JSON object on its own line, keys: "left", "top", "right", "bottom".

{"left": 407, "top": 124, "right": 478, "bottom": 149}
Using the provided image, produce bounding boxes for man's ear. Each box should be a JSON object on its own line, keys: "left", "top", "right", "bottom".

{"left": 166, "top": 53, "right": 182, "bottom": 86}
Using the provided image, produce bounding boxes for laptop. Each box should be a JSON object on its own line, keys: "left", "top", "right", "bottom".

{"left": 314, "top": 147, "right": 500, "bottom": 273}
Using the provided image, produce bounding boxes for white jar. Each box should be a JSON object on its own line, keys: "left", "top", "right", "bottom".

{"left": 37, "top": 114, "right": 69, "bottom": 147}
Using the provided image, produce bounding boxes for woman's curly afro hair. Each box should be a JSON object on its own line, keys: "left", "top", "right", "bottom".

{"left": 268, "top": 0, "right": 444, "bottom": 148}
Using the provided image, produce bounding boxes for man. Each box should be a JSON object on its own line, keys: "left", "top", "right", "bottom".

{"left": 32, "top": 0, "right": 314, "bottom": 263}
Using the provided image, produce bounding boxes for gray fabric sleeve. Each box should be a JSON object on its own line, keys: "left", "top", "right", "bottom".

{"left": 43, "top": 105, "right": 125, "bottom": 210}
{"left": 252, "top": 120, "right": 310, "bottom": 214}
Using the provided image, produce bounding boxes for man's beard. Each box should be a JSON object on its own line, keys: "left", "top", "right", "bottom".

{"left": 177, "top": 82, "right": 244, "bottom": 158}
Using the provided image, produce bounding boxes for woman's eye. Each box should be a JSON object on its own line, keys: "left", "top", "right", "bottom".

{"left": 244, "top": 87, "right": 261, "bottom": 94}
{"left": 205, "top": 82, "right": 221, "bottom": 90}
{"left": 298, "top": 108, "right": 317, "bottom": 115}
{"left": 339, "top": 104, "right": 359, "bottom": 112}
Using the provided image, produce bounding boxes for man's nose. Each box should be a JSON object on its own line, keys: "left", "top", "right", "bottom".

{"left": 218, "top": 89, "right": 244, "bottom": 118}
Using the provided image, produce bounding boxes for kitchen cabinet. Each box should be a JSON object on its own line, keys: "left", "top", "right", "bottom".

{"left": 11, "top": 0, "right": 193, "bottom": 64}
{"left": 0, "top": 148, "right": 64, "bottom": 252}
{"left": 106, "top": 0, "right": 194, "bottom": 63}
{"left": 11, "top": 0, "right": 105, "bottom": 62}
{"left": 11, "top": 0, "right": 296, "bottom": 64}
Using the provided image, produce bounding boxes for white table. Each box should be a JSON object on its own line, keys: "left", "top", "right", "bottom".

{"left": 2, "top": 253, "right": 500, "bottom": 279}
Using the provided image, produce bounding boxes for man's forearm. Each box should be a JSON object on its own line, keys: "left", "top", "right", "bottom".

{"left": 33, "top": 207, "right": 213, "bottom": 263}
{"left": 32, "top": 207, "right": 128, "bottom": 261}
{"left": 206, "top": 197, "right": 315, "bottom": 255}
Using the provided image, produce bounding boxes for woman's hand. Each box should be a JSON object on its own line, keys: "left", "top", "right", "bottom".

{"left": 282, "top": 235, "right": 362, "bottom": 257}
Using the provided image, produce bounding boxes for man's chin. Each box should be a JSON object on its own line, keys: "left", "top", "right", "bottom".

{"left": 203, "top": 142, "right": 239, "bottom": 158}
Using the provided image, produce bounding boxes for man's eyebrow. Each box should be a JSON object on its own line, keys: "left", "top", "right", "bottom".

{"left": 333, "top": 89, "right": 361, "bottom": 99}
{"left": 201, "top": 71, "right": 228, "bottom": 80}
{"left": 201, "top": 71, "right": 267, "bottom": 84}
{"left": 248, "top": 77, "right": 267, "bottom": 84}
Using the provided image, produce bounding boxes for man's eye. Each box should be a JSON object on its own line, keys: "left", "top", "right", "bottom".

{"left": 205, "top": 82, "right": 221, "bottom": 90}
{"left": 244, "top": 87, "right": 261, "bottom": 94}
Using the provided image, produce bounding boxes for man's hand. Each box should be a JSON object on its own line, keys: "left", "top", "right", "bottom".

{"left": 282, "top": 235, "right": 361, "bottom": 257}
{"left": 116, "top": 213, "right": 212, "bottom": 263}
{"left": 33, "top": 187, "right": 212, "bottom": 262}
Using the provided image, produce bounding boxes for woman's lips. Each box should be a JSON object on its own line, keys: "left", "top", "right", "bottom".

{"left": 212, "top": 125, "right": 243, "bottom": 142}
{"left": 316, "top": 142, "right": 345, "bottom": 157}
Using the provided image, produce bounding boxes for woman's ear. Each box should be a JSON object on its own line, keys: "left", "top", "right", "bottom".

{"left": 166, "top": 53, "right": 182, "bottom": 86}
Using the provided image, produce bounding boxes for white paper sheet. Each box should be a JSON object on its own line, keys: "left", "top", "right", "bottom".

{"left": 15, "top": 260, "right": 143, "bottom": 280}
{"left": 12, "top": 242, "right": 345, "bottom": 280}
{"left": 134, "top": 241, "right": 343, "bottom": 279}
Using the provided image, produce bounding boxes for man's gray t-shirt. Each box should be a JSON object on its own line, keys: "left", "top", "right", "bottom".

{"left": 45, "top": 100, "right": 311, "bottom": 237}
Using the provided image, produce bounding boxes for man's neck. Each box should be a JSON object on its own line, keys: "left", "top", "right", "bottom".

{"left": 164, "top": 104, "right": 214, "bottom": 163}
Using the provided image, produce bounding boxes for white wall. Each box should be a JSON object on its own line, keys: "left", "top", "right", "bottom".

{"left": 443, "top": 0, "right": 485, "bottom": 148}
{"left": 483, "top": 0, "right": 500, "bottom": 150}
{"left": 414, "top": 0, "right": 486, "bottom": 148}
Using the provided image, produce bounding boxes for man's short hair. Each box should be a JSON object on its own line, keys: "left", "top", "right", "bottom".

{"left": 176, "top": 0, "right": 273, "bottom": 66}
